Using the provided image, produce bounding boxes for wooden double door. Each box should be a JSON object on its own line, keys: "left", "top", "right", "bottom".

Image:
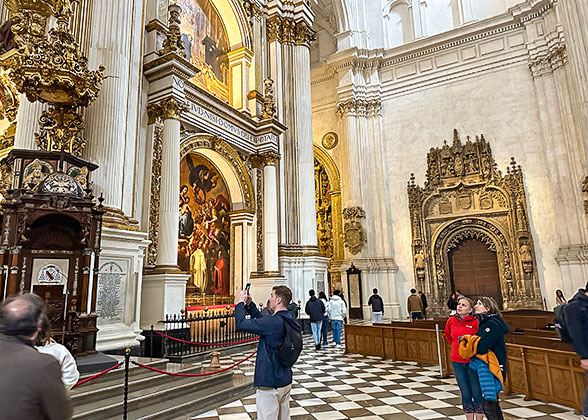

{"left": 449, "top": 238, "right": 502, "bottom": 308}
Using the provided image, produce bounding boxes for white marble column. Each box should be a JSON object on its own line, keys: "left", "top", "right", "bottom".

{"left": 262, "top": 153, "right": 280, "bottom": 272}
{"left": 84, "top": 0, "right": 135, "bottom": 211}
{"left": 156, "top": 113, "right": 181, "bottom": 268}
{"left": 13, "top": 97, "right": 42, "bottom": 150}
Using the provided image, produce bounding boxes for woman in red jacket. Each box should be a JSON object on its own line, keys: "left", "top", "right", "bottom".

{"left": 444, "top": 296, "right": 484, "bottom": 419}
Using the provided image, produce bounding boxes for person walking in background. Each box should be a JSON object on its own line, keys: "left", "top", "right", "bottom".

{"left": 444, "top": 297, "right": 484, "bottom": 419}
{"left": 407, "top": 288, "right": 424, "bottom": 320}
{"left": 368, "top": 288, "right": 384, "bottom": 324}
{"left": 35, "top": 313, "right": 80, "bottom": 391}
{"left": 328, "top": 290, "right": 346, "bottom": 348}
{"left": 0, "top": 294, "right": 73, "bottom": 420}
{"left": 287, "top": 299, "right": 299, "bottom": 319}
{"left": 565, "top": 282, "right": 588, "bottom": 420}
{"left": 555, "top": 289, "right": 567, "bottom": 305}
{"left": 419, "top": 291, "right": 428, "bottom": 319}
{"left": 305, "top": 289, "right": 326, "bottom": 350}
{"left": 235, "top": 285, "right": 302, "bottom": 420}
{"left": 448, "top": 292, "right": 459, "bottom": 315}
{"left": 339, "top": 291, "right": 348, "bottom": 324}
{"left": 318, "top": 291, "right": 329, "bottom": 347}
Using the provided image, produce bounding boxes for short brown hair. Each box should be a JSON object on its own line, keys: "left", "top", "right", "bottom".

{"left": 272, "top": 285, "right": 292, "bottom": 306}
{"left": 34, "top": 313, "right": 52, "bottom": 346}
{"left": 477, "top": 296, "right": 501, "bottom": 315}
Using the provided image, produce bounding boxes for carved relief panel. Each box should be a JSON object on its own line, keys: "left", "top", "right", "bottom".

{"left": 408, "top": 130, "right": 541, "bottom": 314}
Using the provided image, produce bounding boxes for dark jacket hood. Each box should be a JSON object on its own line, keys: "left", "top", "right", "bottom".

{"left": 478, "top": 313, "right": 510, "bottom": 334}
{"left": 570, "top": 289, "right": 588, "bottom": 305}
{"left": 276, "top": 310, "right": 303, "bottom": 332}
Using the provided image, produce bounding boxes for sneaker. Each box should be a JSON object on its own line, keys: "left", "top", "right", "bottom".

{"left": 335, "top": 344, "right": 341, "bottom": 349}
{"left": 315, "top": 344, "right": 321, "bottom": 350}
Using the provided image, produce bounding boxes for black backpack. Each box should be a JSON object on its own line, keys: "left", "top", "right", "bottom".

{"left": 276, "top": 316, "right": 303, "bottom": 367}
{"left": 554, "top": 304, "right": 573, "bottom": 344}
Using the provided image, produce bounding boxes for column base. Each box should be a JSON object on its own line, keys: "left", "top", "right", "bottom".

{"left": 141, "top": 271, "right": 188, "bottom": 329}
{"left": 278, "top": 245, "right": 329, "bottom": 306}
{"left": 96, "top": 227, "right": 149, "bottom": 351}
{"left": 248, "top": 271, "right": 286, "bottom": 307}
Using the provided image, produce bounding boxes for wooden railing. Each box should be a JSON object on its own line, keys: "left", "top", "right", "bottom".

{"left": 344, "top": 322, "right": 585, "bottom": 412}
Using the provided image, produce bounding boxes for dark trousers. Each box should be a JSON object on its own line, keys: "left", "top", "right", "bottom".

{"left": 482, "top": 399, "right": 504, "bottom": 420}
{"left": 321, "top": 316, "right": 329, "bottom": 345}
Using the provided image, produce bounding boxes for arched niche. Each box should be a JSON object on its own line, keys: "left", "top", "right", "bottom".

{"left": 313, "top": 144, "right": 344, "bottom": 292}
{"left": 180, "top": 133, "right": 256, "bottom": 302}
{"left": 383, "top": 0, "right": 414, "bottom": 48}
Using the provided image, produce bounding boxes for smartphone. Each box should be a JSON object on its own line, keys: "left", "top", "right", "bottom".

{"left": 245, "top": 283, "right": 251, "bottom": 294}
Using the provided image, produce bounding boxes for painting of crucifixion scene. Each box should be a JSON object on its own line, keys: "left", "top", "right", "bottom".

{"left": 177, "top": 0, "right": 230, "bottom": 102}
{"left": 178, "top": 153, "right": 231, "bottom": 301}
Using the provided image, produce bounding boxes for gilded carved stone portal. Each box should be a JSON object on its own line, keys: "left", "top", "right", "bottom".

{"left": 407, "top": 130, "right": 541, "bottom": 314}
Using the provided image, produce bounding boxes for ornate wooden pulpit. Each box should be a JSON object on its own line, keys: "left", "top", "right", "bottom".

{"left": 0, "top": 149, "right": 103, "bottom": 355}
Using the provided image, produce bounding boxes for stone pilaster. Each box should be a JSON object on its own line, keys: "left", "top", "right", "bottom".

{"left": 261, "top": 152, "right": 280, "bottom": 272}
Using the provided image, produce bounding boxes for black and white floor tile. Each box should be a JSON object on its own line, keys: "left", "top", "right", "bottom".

{"left": 188, "top": 333, "right": 580, "bottom": 420}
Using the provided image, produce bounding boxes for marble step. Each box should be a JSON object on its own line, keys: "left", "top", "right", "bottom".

{"left": 72, "top": 359, "right": 169, "bottom": 395}
{"left": 72, "top": 362, "right": 203, "bottom": 407}
{"left": 73, "top": 369, "right": 238, "bottom": 420}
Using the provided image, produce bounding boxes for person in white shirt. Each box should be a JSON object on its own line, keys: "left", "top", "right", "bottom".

{"left": 327, "top": 290, "right": 347, "bottom": 348}
{"left": 34, "top": 313, "right": 80, "bottom": 391}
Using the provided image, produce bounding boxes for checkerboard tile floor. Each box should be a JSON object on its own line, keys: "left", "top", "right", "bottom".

{"left": 188, "top": 333, "right": 580, "bottom": 420}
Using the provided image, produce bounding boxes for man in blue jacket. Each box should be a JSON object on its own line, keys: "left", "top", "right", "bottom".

{"left": 566, "top": 283, "right": 588, "bottom": 420}
{"left": 235, "top": 285, "right": 301, "bottom": 420}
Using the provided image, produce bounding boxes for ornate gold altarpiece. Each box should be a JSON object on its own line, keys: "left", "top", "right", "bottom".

{"left": 408, "top": 130, "right": 542, "bottom": 315}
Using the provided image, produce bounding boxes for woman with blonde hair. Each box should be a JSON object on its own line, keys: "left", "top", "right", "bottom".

{"left": 34, "top": 313, "right": 80, "bottom": 390}
{"left": 444, "top": 296, "right": 483, "bottom": 419}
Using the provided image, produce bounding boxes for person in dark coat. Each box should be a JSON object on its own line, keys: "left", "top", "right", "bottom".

{"left": 305, "top": 289, "right": 326, "bottom": 350}
{"left": 419, "top": 291, "right": 428, "bottom": 319}
{"left": 368, "top": 288, "right": 384, "bottom": 324}
{"left": 235, "top": 285, "right": 301, "bottom": 420}
{"left": 448, "top": 292, "right": 459, "bottom": 313}
{"left": 0, "top": 294, "right": 73, "bottom": 420}
{"left": 565, "top": 283, "right": 588, "bottom": 419}
{"left": 473, "top": 296, "right": 510, "bottom": 420}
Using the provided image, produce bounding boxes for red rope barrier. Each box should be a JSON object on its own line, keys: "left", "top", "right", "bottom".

{"left": 72, "top": 361, "right": 123, "bottom": 389}
{"left": 154, "top": 330, "right": 259, "bottom": 346}
{"left": 131, "top": 350, "right": 257, "bottom": 377}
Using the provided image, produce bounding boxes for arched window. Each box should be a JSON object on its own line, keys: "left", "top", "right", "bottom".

{"left": 383, "top": 0, "right": 414, "bottom": 48}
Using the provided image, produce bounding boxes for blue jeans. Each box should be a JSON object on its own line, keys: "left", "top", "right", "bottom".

{"left": 310, "top": 321, "right": 322, "bottom": 345}
{"left": 321, "top": 316, "right": 329, "bottom": 345}
{"left": 584, "top": 370, "right": 588, "bottom": 416}
{"left": 331, "top": 320, "right": 343, "bottom": 345}
{"left": 452, "top": 361, "right": 483, "bottom": 413}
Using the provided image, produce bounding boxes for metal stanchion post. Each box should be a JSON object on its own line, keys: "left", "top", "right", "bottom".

{"left": 434, "top": 324, "right": 443, "bottom": 378}
{"left": 123, "top": 348, "right": 130, "bottom": 420}
{"left": 150, "top": 325, "right": 154, "bottom": 361}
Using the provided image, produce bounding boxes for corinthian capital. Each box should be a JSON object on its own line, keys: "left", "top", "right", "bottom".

{"left": 260, "top": 152, "right": 281, "bottom": 166}
{"left": 147, "top": 97, "right": 188, "bottom": 124}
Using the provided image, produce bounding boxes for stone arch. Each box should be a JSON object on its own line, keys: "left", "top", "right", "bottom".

{"left": 180, "top": 133, "right": 255, "bottom": 213}
{"left": 383, "top": 0, "right": 414, "bottom": 48}
{"left": 209, "top": 0, "right": 252, "bottom": 50}
{"left": 431, "top": 218, "right": 513, "bottom": 309}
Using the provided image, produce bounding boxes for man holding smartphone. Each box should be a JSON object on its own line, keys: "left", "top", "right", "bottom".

{"left": 235, "top": 284, "right": 301, "bottom": 420}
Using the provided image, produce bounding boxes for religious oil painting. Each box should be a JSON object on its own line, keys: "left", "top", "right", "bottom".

{"left": 177, "top": 0, "right": 230, "bottom": 102}
{"left": 179, "top": 153, "right": 231, "bottom": 298}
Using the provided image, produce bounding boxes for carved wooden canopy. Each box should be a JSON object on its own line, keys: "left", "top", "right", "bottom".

{"left": 407, "top": 130, "right": 541, "bottom": 314}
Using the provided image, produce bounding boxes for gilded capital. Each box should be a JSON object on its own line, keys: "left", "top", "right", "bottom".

{"left": 248, "top": 154, "right": 265, "bottom": 170}
{"left": 147, "top": 97, "right": 188, "bottom": 124}
{"left": 266, "top": 16, "right": 315, "bottom": 47}
{"left": 261, "top": 152, "right": 280, "bottom": 166}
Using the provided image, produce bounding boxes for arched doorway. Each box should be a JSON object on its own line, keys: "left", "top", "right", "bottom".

{"left": 449, "top": 238, "right": 502, "bottom": 308}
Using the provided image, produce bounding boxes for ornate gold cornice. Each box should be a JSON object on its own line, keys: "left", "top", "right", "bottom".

{"left": 267, "top": 15, "right": 316, "bottom": 47}
{"left": 147, "top": 97, "right": 188, "bottom": 124}
{"left": 159, "top": 4, "right": 186, "bottom": 58}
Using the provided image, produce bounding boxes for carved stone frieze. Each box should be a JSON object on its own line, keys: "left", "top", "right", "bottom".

{"left": 342, "top": 206, "right": 366, "bottom": 255}
{"left": 408, "top": 130, "right": 541, "bottom": 313}
{"left": 147, "top": 126, "right": 163, "bottom": 266}
{"left": 256, "top": 169, "right": 263, "bottom": 272}
{"left": 241, "top": 0, "right": 263, "bottom": 19}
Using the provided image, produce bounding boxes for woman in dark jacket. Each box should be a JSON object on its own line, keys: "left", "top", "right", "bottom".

{"left": 473, "top": 296, "right": 510, "bottom": 420}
